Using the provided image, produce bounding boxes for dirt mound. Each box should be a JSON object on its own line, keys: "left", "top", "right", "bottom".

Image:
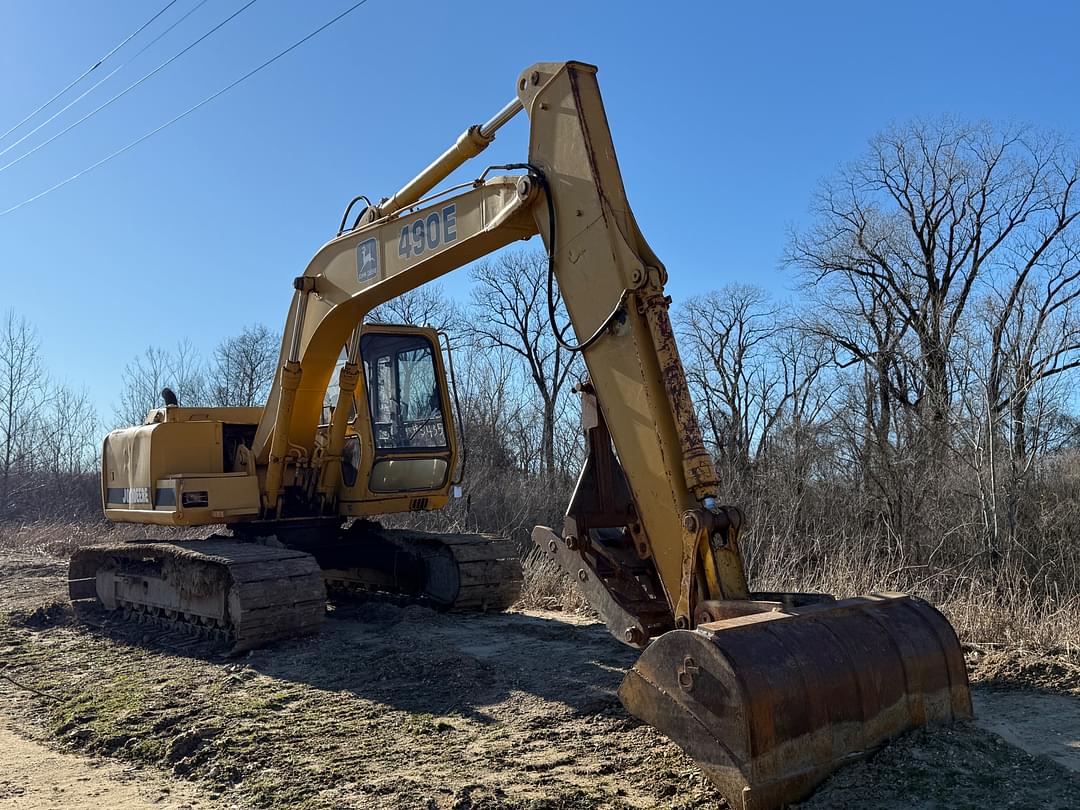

{"left": 795, "top": 719, "right": 1080, "bottom": 809}
{"left": 968, "top": 647, "right": 1080, "bottom": 695}
{"left": 7, "top": 599, "right": 73, "bottom": 628}
{"left": 0, "top": 592, "right": 724, "bottom": 809}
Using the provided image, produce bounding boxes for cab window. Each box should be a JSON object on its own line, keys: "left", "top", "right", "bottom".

{"left": 360, "top": 333, "right": 448, "bottom": 451}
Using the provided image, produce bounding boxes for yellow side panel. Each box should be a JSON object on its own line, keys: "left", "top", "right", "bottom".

{"left": 105, "top": 474, "right": 260, "bottom": 527}
{"left": 151, "top": 421, "right": 224, "bottom": 476}
{"left": 103, "top": 421, "right": 224, "bottom": 515}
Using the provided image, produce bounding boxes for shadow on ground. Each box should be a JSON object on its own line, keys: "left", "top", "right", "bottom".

{"left": 244, "top": 603, "right": 641, "bottom": 721}
{"left": 20, "top": 591, "right": 640, "bottom": 724}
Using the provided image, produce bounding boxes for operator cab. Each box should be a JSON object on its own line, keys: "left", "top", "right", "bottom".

{"left": 330, "top": 325, "right": 458, "bottom": 508}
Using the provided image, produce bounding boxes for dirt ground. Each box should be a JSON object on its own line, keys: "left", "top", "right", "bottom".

{"left": 0, "top": 719, "right": 221, "bottom": 809}
{"left": 2, "top": 544, "right": 1080, "bottom": 809}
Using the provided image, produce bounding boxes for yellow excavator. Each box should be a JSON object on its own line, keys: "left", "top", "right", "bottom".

{"left": 69, "top": 61, "right": 971, "bottom": 809}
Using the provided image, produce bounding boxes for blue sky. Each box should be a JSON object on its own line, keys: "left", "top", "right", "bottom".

{"left": 1, "top": 1, "right": 1078, "bottom": 415}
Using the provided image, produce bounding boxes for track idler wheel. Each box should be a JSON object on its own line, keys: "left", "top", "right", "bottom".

{"left": 618, "top": 593, "right": 971, "bottom": 810}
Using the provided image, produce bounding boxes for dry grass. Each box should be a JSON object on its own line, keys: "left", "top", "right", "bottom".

{"left": 940, "top": 578, "right": 1080, "bottom": 655}
{"left": 0, "top": 519, "right": 209, "bottom": 559}
{"left": 750, "top": 540, "right": 1080, "bottom": 655}
{"left": 515, "top": 547, "right": 593, "bottom": 614}
{"left": 520, "top": 529, "right": 1080, "bottom": 655}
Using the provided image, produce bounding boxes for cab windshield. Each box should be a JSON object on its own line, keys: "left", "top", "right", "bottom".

{"left": 360, "top": 333, "right": 448, "bottom": 451}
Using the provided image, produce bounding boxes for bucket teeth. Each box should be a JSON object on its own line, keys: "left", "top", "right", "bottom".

{"left": 618, "top": 593, "right": 971, "bottom": 810}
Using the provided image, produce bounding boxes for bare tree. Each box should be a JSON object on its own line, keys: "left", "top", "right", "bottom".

{"left": 465, "top": 250, "right": 581, "bottom": 480}
{"left": 677, "top": 285, "right": 782, "bottom": 471}
{"left": 677, "top": 285, "right": 835, "bottom": 492}
{"left": 0, "top": 311, "right": 46, "bottom": 507}
{"left": 210, "top": 324, "right": 279, "bottom": 407}
{"left": 787, "top": 119, "right": 1080, "bottom": 566}
{"left": 116, "top": 341, "right": 208, "bottom": 426}
{"left": 965, "top": 253, "right": 1080, "bottom": 564}
{"left": 40, "top": 384, "right": 99, "bottom": 478}
{"left": 790, "top": 121, "right": 1080, "bottom": 453}
{"left": 366, "top": 283, "right": 459, "bottom": 335}
{"left": 116, "top": 346, "right": 170, "bottom": 427}
{"left": 169, "top": 339, "right": 208, "bottom": 407}
{"left": 456, "top": 350, "right": 509, "bottom": 460}
{"left": 771, "top": 324, "right": 837, "bottom": 445}
{"left": 985, "top": 227, "right": 1080, "bottom": 468}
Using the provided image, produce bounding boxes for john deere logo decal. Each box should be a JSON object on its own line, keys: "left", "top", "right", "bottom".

{"left": 357, "top": 237, "right": 379, "bottom": 282}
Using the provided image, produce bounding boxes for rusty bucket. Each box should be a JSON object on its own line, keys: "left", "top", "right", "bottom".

{"left": 618, "top": 593, "right": 971, "bottom": 810}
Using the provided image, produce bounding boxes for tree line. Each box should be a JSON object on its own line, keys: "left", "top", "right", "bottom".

{"left": 4, "top": 118, "right": 1080, "bottom": 619}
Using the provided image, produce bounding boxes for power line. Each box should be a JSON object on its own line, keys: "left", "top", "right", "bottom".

{"left": 0, "top": 0, "right": 211, "bottom": 160}
{"left": 0, "top": 0, "right": 261, "bottom": 174}
{"left": 0, "top": 0, "right": 374, "bottom": 218}
{"left": 0, "top": 0, "right": 179, "bottom": 144}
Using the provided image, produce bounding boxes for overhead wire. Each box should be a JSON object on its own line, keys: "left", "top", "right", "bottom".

{"left": 0, "top": 0, "right": 211, "bottom": 160}
{"left": 0, "top": 0, "right": 374, "bottom": 218}
{"left": 0, "top": 0, "right": 262, "bottom": 174}
{"left": 0, "top": 0, "right": 179, "bottom": 144}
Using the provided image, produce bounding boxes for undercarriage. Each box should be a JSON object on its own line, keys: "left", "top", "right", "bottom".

{"left": 69, "top": 521, "right": 522, "bottom": 653}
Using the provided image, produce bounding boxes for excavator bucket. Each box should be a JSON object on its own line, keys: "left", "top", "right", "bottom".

{"left": 619, "top": 593, "right": 971, "bottom": 810}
